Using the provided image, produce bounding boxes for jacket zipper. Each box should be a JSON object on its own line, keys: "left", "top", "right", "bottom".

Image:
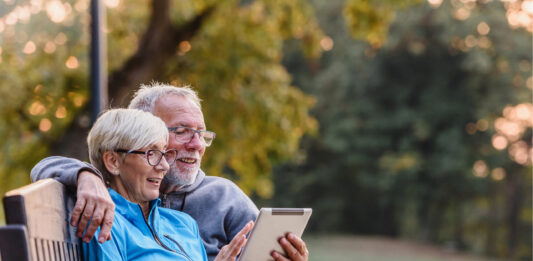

{"left": 139, "top": 205, "right": 192, "bottom": 260}
{"left": 139, "top": 205, "right": 175, "bottom": 252}
{"left": 164, "top": 234, "right": 192, "bottom": 261}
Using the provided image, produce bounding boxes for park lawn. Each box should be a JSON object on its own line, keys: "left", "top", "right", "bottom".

{"left": 305, "top": 235, "right": 501, "bottom": 261}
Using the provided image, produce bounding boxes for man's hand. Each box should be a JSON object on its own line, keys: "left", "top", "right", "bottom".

{"left": 71, "top": 171, "right": 115, "bottom": 243}
{"left": 271, "top": 233, "right": 309, "bottom": 261}
{"left": 214, "top": 221, "right": 254, "bottom": 261}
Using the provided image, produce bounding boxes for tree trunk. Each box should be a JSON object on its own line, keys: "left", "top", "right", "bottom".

{"left": 50, "top": 0, "right": 214, "bottom": 157}
{"left": 108, "top": 0, "right": 214, "bottom": 107}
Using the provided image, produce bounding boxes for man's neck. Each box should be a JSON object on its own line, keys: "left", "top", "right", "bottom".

{"left": 160, "top": 179, "right": 187, "bottom": 194}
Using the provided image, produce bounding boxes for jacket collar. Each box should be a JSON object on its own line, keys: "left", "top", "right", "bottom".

{"left": 108, "top": 188, "right": 160, "bottom": 219}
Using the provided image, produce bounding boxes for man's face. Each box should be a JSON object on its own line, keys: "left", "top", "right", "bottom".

{"left": 152, "top": 95, "right": 206, "bottom": 185}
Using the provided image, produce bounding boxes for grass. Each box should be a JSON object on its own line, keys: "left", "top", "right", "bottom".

{"left": 304, "top": 235, "right": 502, "bottom": 261}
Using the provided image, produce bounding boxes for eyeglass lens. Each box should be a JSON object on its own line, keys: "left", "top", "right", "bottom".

{"left": 147, "top": 149, "right": 177, "bottom": 166}
{"left": 172, "top": 127, "right": 214, "bottom": 146}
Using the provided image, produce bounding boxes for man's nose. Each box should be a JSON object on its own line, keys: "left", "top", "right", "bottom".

{"left": 186, "top": 132, "right": 203, "bottom": 150}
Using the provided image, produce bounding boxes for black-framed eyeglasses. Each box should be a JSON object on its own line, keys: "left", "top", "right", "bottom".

{"left": 167, "top": 126, "right": 216, "bottom": 147}
{"left": 114, "top": 149, "right": 178, "bottom": 166}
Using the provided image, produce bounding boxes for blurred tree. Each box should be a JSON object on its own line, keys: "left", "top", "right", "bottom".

{"left": 0, "top": 0, "right": 417, "bottom": 200}
{"left": 272, "top": 0, "right": 531, "bottom": 259}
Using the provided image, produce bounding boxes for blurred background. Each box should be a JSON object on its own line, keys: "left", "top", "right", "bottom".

{"left": 0, "top": 0, "right": 531, "bottom": 260}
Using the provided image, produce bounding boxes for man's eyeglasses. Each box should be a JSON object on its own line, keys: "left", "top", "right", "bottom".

{"left": 115, "top": 149, "right": 178, "bottom": 166}
{"left": 167, "top": 126, "right": 216, "bottom": 147}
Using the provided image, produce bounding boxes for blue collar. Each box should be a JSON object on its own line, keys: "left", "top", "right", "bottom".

{"left": 108, "top": 188, "right": 161, "bottom": 219}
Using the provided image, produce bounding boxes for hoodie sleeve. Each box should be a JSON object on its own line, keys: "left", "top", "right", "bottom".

{"left": 225, "top": 182, "right": 259, "bottom": 243}
{"left": 30, "top": 156, "right": 103, "bottom": 190}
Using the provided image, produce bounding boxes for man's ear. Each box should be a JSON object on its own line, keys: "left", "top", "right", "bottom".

{"left": 103, "top": 151, "right": 121, "bottom": 175}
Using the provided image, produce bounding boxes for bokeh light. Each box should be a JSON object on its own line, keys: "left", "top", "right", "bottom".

{"left": 320, "top": 36, "right": 334, "bottom": 51}
{"left": 39, "top": 118, "right": 52, "bottom": 132}
{"left": 477, "top": 22, "right": 490, "bottom": 35}
{"left": 55, "top": 106, "right": 67, "bottom": 119}
{"left": 509, "top": 141, "right": 530, "bottom": 165}
{"left": 65, "top": 56, "right": 79, "bottom": 69}
{"left": 178, "top": 41, "right": 191, "bottom": 56}
{"left": 454, "top": 8, "right": 470, "bottom": 20}
{"left": 44, "top": 42, "right": 56, "bottom": 53}
{"left": 23, "top": 41, "right": 36, "bottom": 54}
{"left": 491, "top": 168, "right": 506, "bottom": 181}
{"left": 473, "top": 160, "right": 488, "bottom": 178}
{"left": 492, "top": 134, "right": 508, "bottom": 150}
{"left": 427, "top": 0, "right": 443, "bottom": 8}
{"left": 54, "top": 33, "right": 68, "bottom": 45}
{"left": 29, "top": 101, "right": 46, "bottom": 116}
{"left": 104, "top": 0, "right": 120, "bottom": 8}
{"left": 476, "top": 119, "right": 488, "bottom": 131}
{"left": 46, "top": 0, "right": 66, "bottom": 23}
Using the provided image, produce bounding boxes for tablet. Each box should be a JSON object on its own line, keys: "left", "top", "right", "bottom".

{"left": 239, "top": 208, "right": 312, "bottom": 261}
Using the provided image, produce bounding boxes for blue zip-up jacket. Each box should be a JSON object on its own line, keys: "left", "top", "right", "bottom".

{"left": 31, "top": 156, "right": 258, "bottom": 260}
{"left": 83, "top": 188, "right": 207, "bottom": 261}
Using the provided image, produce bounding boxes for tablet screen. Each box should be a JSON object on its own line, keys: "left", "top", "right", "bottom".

{"left": 239, "top": 208, "right": 312, "bottom": 261}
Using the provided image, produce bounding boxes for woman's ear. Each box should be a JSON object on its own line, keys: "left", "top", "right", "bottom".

{"left": 103, "top": 151, "right": 121, "bottom": 175}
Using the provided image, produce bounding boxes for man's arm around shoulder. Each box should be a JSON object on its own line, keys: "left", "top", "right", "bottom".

{"left": 31, "top": 156, "right": 103, "bottom": 188}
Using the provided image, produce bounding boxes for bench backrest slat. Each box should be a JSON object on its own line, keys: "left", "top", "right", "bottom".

{"left": 0, "top": 179, "right": 81, "bottom": 261}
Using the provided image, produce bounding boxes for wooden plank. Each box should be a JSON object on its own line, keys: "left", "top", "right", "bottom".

{"left": 3, "top": 179, "right": 80, "bottom": 261}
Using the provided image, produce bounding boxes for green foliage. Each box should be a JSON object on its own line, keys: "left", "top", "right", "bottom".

{"left": 1, "top": 0, "right": 334, "bottom": 198}
{"left": 273, "top": 0, "right": 531, "bottom": 259}
{"left": 343, "top": 0, "right": 422, "bottom": 47}
{"left": 0, "top": 0, "right": 89, "bottom": 195}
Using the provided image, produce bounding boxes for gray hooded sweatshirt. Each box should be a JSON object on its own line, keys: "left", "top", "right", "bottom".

{"left": 31, "top": 156, "right": 259, "bottom": 261}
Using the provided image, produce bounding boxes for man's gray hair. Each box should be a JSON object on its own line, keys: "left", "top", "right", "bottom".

{"left": 87, "top": 108, "right": 169, "bottom": 182}
{"left": 128, "top": 82, "right": 202, "bottom": 113}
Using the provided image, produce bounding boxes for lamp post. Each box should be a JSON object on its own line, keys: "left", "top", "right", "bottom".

{"left": 90, "top": 0, "right": 107, "bottom": 123}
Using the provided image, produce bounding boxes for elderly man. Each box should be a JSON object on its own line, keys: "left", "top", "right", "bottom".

{"left": 31, "top": 83, "right": 309, "bottom": 261}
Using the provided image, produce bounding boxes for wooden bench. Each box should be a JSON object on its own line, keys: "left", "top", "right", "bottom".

{"left": 0, "top": 179, "right": 81, "bottom": 261}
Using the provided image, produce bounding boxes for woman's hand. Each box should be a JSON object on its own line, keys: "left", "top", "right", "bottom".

{"left": 214, "top": 221, "right": 254, "bottom": 261}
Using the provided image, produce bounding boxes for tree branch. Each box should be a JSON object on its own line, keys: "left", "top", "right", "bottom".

{"left": 108, "top": 0, "right": 214, "bottom": 106}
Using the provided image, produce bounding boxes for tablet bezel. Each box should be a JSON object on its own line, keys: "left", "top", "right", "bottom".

{"left": 239, "top": 208, "right": 312, "bottom": 261}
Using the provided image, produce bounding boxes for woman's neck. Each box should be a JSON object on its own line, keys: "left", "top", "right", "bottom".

{"left": 109, "top": 182, "right": 151, "bottom": 219}
{"left": 140, "top": 202, "right": 150, "bottom": 219}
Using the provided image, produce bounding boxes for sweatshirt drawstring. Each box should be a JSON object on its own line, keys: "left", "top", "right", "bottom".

{"left": 180, "top": 192, "right": 187, "bottom": 212}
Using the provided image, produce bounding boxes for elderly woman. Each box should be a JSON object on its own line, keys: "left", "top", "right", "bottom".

{"left": 82, "top": 108, "right": 207, "bottom": 261}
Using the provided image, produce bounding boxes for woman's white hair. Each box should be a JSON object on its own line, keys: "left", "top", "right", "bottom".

{"left": 87, "top": 108, "right": 169, "bottom": 182}
{"left": 128, "top": 82, "right": 202, "bottom": 113}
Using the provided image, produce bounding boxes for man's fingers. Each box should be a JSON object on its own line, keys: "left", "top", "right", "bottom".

{"left": 97, "top": 208, "right": 115, "bottom": 243}
{"left": 84, "top": 205, "right": 105, "bottom": 243}
{"left": 279, "top": 237, "right": 300, "bottom": 260}
{"left": 74, "top": 170, "right": 116, "bottom": 242}
{"left": 287, "top": 233, "right": 308, "bottom": 257}
{"left": 75, "top": 198, "right": 95, "bottom": 238}
{"left": 70, "top": 197, "right": 86, "bottom": 227}
{"left": 271, "top": 250, "right": 290, "bottom": 261}
{"left": 275, "top": 233, "right": 309, "bottom": 261}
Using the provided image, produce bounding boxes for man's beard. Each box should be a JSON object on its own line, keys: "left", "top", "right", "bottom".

{"left": 164, "top": 152, "right": 201, "bottom": 185}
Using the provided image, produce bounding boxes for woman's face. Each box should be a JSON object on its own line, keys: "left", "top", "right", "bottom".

{"left": 115, "top": 139, "right": 169, "bottom": 204}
